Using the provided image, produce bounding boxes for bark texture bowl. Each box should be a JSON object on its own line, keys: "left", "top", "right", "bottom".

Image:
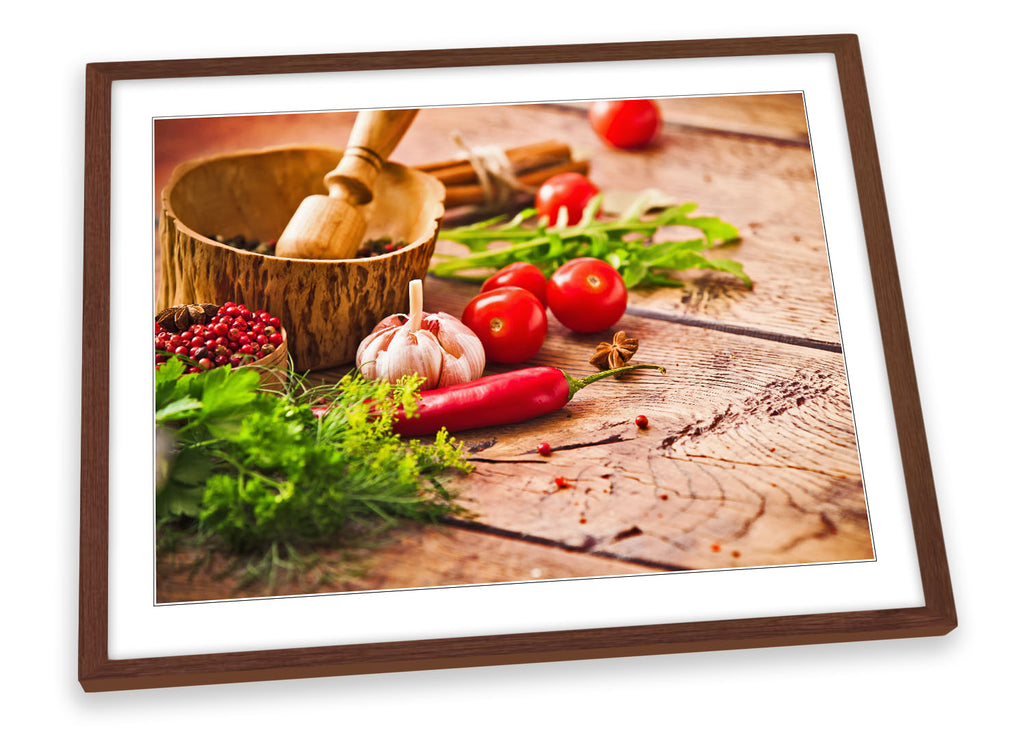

{"left": 158, "top": 145, "right": 445, "bottom": 371}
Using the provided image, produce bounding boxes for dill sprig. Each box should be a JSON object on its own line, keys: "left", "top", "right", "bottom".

{"left": 155, "top": 357, "right": 472, "bottom": 558}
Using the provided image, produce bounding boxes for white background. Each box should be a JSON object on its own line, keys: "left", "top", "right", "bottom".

{"left": 2, "top": 1, "right": 1019, "bottom": 733}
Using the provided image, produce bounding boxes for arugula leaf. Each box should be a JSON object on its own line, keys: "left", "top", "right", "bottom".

{"left": 432, "top": 196, "right": 750, "bottom": 288}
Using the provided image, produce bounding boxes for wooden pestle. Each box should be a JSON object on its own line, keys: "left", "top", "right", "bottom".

{"left": 275, "top": 109, "right": 419, "bottom": 260}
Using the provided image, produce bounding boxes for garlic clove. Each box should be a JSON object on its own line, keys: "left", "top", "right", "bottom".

{"left": 355, "top": 324, "right": 402, "bottom": 381}
{"left": 430, "top": 312, "right": 486, "bottom": 387}
{"left": 370, "top": 326, "right": 444, "bottom": 389}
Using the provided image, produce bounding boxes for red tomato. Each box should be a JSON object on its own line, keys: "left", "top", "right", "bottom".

{"left": 534, "top": 172, "right": 600, "bottom": 226}
{"left": 481, "top": 262, "right": 548, "bottom": 306}
{"left": 588, "top": 99, "right": 662, "bottom": 149}
{"left": 461, "top": 286, "right": 547, "bottom": 364}
{"left": 546, "top": 258, "right": 627, "bottom": 333}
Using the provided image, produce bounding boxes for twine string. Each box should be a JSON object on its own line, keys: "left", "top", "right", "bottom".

{"left": 451, "top": 131, "right": 536, "bottom": 207}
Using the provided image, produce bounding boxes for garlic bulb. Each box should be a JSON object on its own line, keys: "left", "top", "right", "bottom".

{"left": 356, "top": 279, "right": 486, "bottom": 389}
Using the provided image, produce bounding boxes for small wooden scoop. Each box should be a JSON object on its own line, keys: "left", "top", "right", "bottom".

{"left": 275, "top": 108, "right": 419, "bottom": 260}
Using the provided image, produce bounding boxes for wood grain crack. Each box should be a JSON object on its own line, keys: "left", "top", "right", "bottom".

{"left": 625, "top": 305, "right": 842, "bottom": 353}
{"left": 439, "top": 516, "right": 683, "bottom": 572}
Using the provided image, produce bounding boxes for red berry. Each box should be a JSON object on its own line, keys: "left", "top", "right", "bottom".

{"left": 214, "top": 355, "right": 229, "bottom": 366}
{"left": 213, "top": 323, "right": 229, "bottom": 336}
{"left": 554, "top": 476, "right": 570, "bottom": 489}
{"left": 537, "top": 442, "right": 552, "bottom": 456}
{"left": 197, "top": 358, "right": 213, "bottom": 370}
{"left": 237, "top": 333, "right": 251, "bottom": 345}
{"left": 268, "top": 333, "right": 283, "bottom": 346}
{"left": 254, "top": 334, "right": 268, "bottom": 346}
{"left": 224, "top": 306, "right": 240, "bottom": 318}
{"left": 635, "top": 415, "right": 649, "bottom": 429}
{"left": 173, "top": 346, "right": 189, "bottom": 357}
{"left": 240, "top": 343, "right": 256, "bottom": 355}
{"left": 268, "top": 316, "right": 281, "bottom": 329}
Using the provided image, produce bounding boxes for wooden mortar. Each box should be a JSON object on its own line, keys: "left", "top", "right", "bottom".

{"left": 158, "top": 146, "right": 445, "bottom": 371}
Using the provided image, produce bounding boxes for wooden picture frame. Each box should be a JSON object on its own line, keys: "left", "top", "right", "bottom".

{"left": 80, "top": 34, "right": 955, "bottom": 692}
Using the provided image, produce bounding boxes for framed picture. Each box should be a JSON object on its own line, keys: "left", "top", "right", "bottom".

{"left": 80, "top": 34, "right": 955, "bottom": 692}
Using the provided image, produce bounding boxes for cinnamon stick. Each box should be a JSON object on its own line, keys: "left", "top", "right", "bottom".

{"left": 417, "top": 140, "right": 573, "bottom": 186}
{"left": 441, "top": 159, "right": 590, "bottom": 208}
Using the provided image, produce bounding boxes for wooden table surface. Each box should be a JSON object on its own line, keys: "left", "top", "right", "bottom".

{"left": 154, "top": 94, "right": 872, "bottom": 602}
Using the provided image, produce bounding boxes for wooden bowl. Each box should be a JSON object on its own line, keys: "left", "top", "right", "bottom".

{"left": 158, "top": 146, "right": 445, "bottom": 371}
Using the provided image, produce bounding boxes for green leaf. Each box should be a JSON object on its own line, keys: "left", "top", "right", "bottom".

{"left": 684, "top": 216, "right": 740, "bottom": 244}
{"left": 157, "top": 445, "right": 216, "bottom": 518}
{"left": 634, "top": 239, "right": 709, "bottom": 266}
{"left": 704, "top": 258, "right": 752, "bottom": 288}
{"left": 622, "top": 259, "right": 649, "bottom": 288}
{"left": 155, "top": 397, "right": 203, "bottom": 423}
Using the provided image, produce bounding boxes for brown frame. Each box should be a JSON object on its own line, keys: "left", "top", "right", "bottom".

{"left": 80, "top": 34, "right": 955, "bottom": 692}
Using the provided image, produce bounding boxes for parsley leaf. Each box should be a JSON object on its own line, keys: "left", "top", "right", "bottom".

{"left": 155, "top": 359, "right": 471, "bottom": 556}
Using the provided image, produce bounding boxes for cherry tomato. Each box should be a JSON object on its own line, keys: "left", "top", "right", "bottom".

{"left": 588, "top": 99, "right": 662, "bottom": 149}
{"left": 534, "top": 172, "right": 600, "bottom": 226}
{"left": 546, "top": 257, "right": 627, "bottom": 333}
{"left": 461, "top": 286, "right": 547, "bottom": 364}
{"left": 481, "top": 262, "right": 548, "bottom": 306}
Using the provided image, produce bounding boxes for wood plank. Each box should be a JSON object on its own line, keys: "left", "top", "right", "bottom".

{"left": 562, "top": 93, "right": 810, "bottom": 144}
{"left": 154, "top": 96, "right": 839, "bottom": 343}
{"left": 318, "top": 287, "right": 871, "bottom": 571}
{"left": 156, "top": 523, "right": 659, "bottom": 602}
{"left": 406, "top": 104, "right": 837, "bottom": 344}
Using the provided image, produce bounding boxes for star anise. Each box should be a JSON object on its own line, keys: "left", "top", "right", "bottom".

{"left": 155, "top": 303, "right": 219, "bottom": 333}
{"left": 589, "top": 331, "right": 640, "bottom": 370}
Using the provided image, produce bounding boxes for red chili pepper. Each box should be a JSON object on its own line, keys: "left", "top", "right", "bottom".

{"left": 390, "top": 363, "right": 665, "bottom": 437}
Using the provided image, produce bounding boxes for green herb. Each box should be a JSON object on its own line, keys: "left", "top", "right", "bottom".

{"left": 430, "top": 195, "right": 750, "bottom": 289}
{"left": 155, "top": 358, "right": 472, "bottom": 558}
